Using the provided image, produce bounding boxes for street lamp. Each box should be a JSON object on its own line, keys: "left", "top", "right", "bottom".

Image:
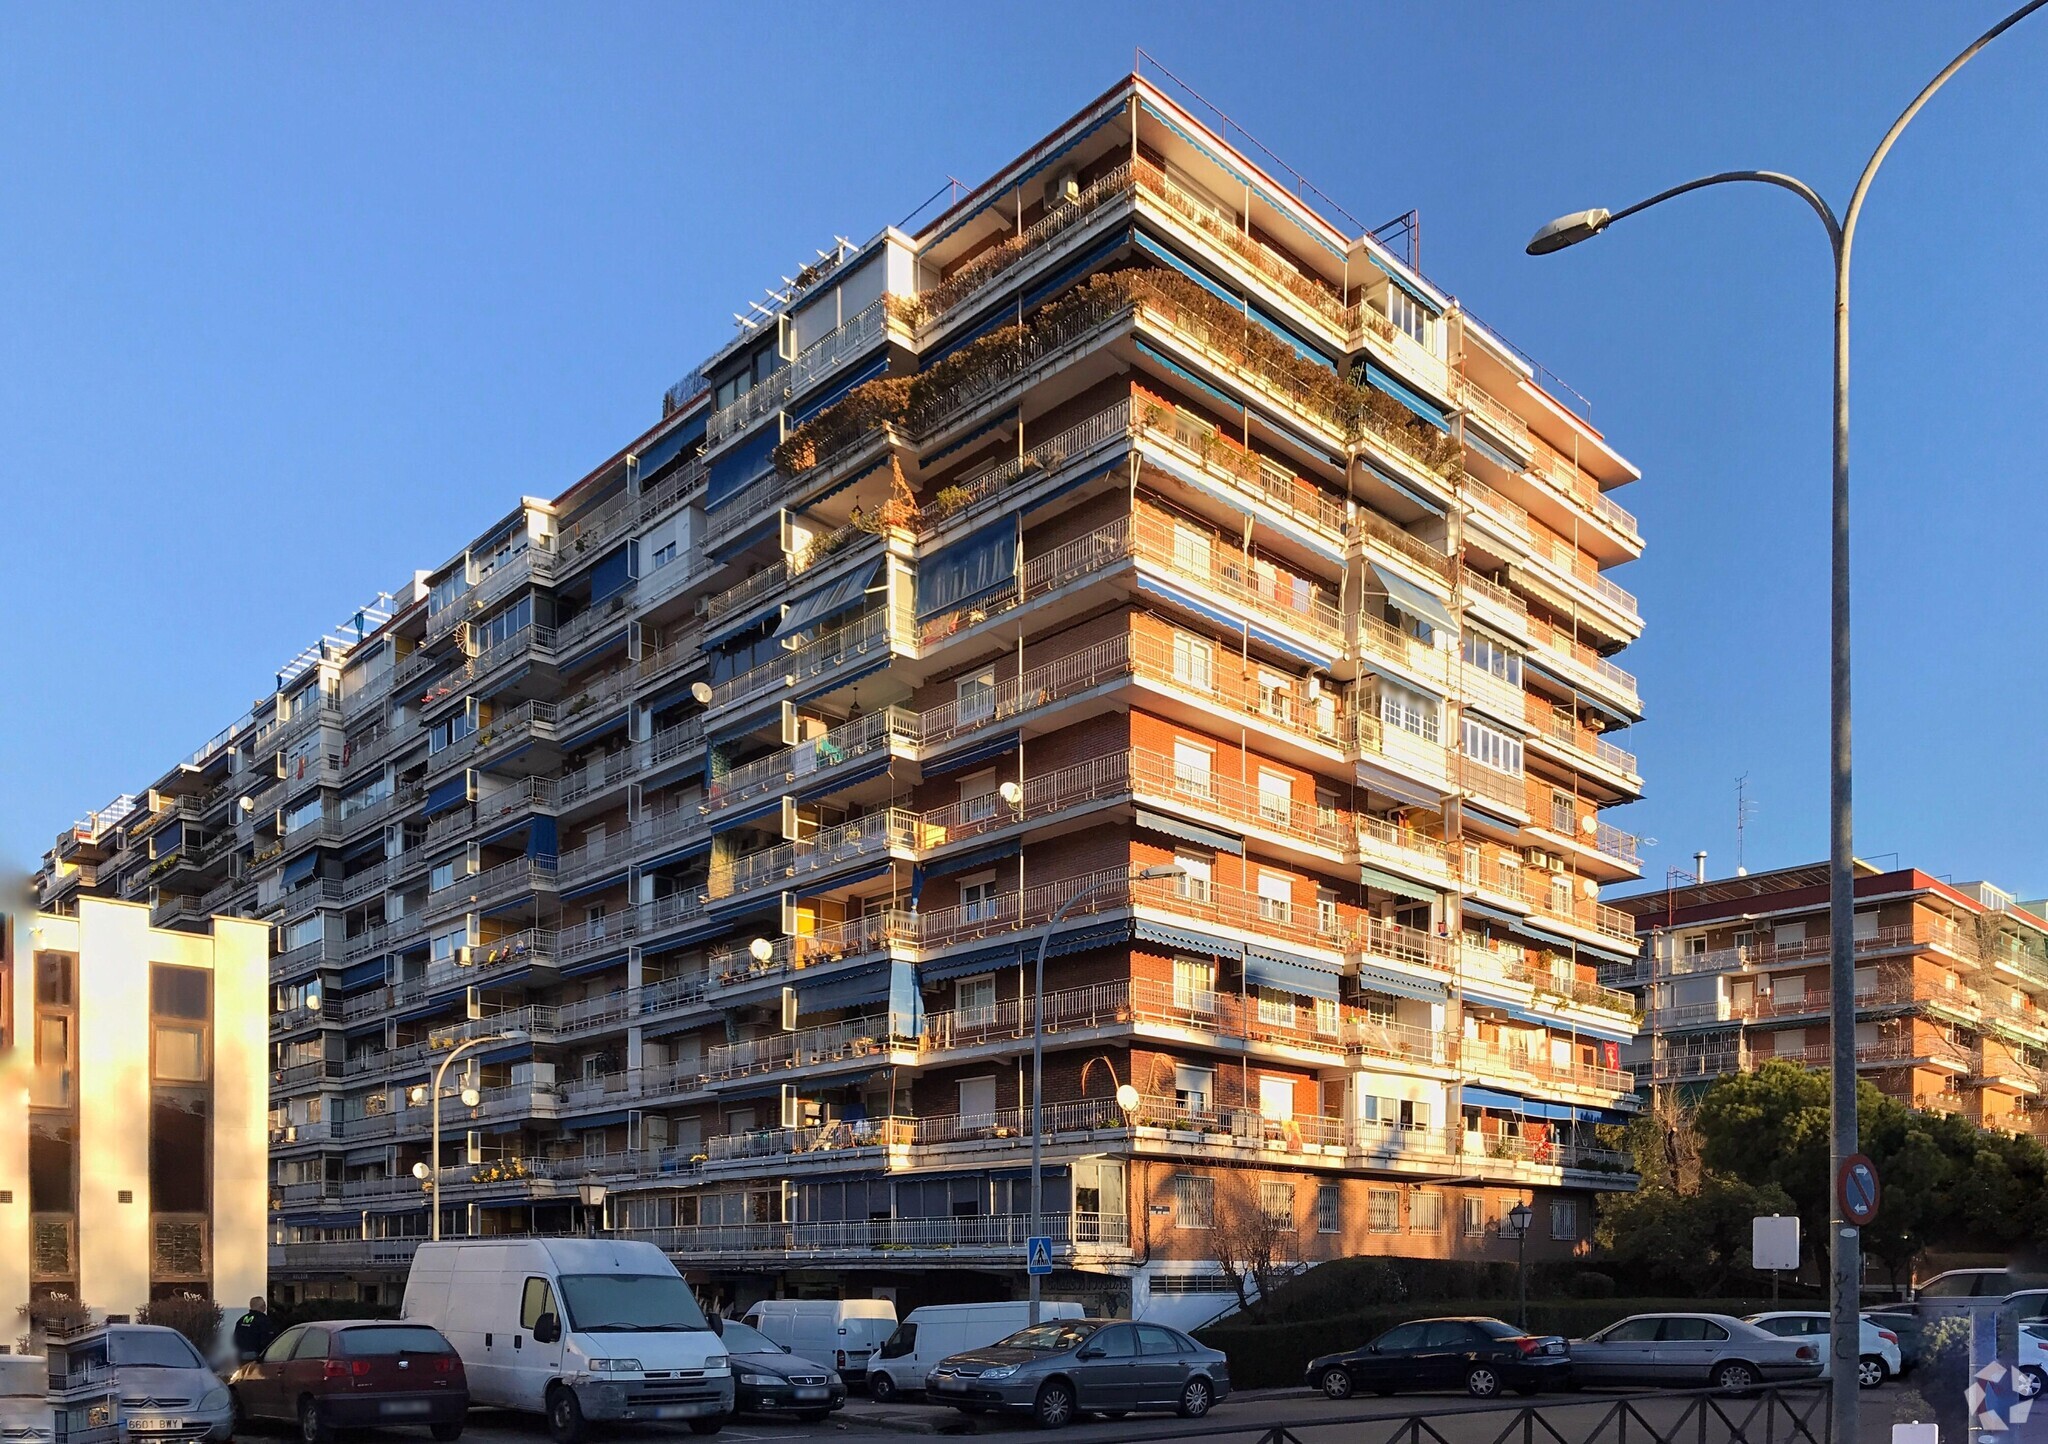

{"left": 578, "top": 1180, "right": 609, "bottom": 1238}
{"left": 410, "top": 1029, "right": 529, "bottom": 1240}
{"left": 1506, "top": 1201, "right": 1534, "bottom": 1329}
{"left": 1027, "top": 864, "right": 1183, "bottom": 1325}
{"left": 1525, "top": 9, "right": 2044, "bottom": 1437}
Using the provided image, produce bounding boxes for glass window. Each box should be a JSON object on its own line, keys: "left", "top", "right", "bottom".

{"left": 1257, "top": 769, "right": 1292, "bottom": 825}
{"left": 1550, "top": 1200, "right": 1578, "bottom": 1240}
{"left": 262, "top": 1327, "right": 306, "bottom": 1364}
{"left": 1599, "top": 1318, "right": 1663, "bottom": 1343}
{"left": 1170, "top": 632, "right": 1213, "bottom": 691}
{"left": 1138, "top": 1324, "right": 1184, "bottom": 1356}
{"left": 1315, "top": 1183, "right": 1340, "bottom": 1234}
{"left": 1375, "top": 1323, "right": 1427, "bottom": 1351}
{"left": 1462, "top": 630, "right": 1523, "bottom": 685}
{"left": 1368, "top": 1188, "right": 1400, "bottom": 1233}
{"left": 109, "top": 1330, "right": 203, "bottom": 1369}
{"left": 1378, "top": 681, "right": 1440, "bottom": 742}
{"left": 1423, "top": 1321, "right": 1474, "bottom": 1348}
{"left": 959, "top": 872, "right": 999, "bottom": 923}
{"left": 652, "top": 541, "right": 679, "bottom": 570}
{"left": 1386, "top": 288, "right": 1430, "bottom": 346}
{"left": 1257, "top": 871, "right": 1292, "bottom": 923}
{"left": 154, "top": 1026, "right": 207, "bottom": 1083}
{"left": 292, "top": 1328, "right": 331, "bottom": 1360}
{"left": 1260, "top": 1182, "right": 1294, "bottom": 1230}
{"left": 152, "top": 965, "right": 209, "bottom": 1020}
{"left": 338, "top": 1326, "right": 454, "bottom": 1356}
{"left": 956, "top": 975, "right": 997, "bottom": 1028}
{"left": 1462, "top": 717, "right": 1524, "bottom": 775}
{"left": 1172, "top": 957, "right": 1215, "bottom": 1012}
{"left": 1461, "top": 1195, "right": 1485, "bottom": 1236}
{"left": 956, "top": 668, "right": 996, "bottom": 725}
{"left": 520, "top": 1277, "right": 557, "bottom": 1330}
{"left": 1174, "top": 853, "right": 1213, "bottom": 903}
{"left": 1172, "top": 1174, "right": 1214, "bottom": 1228}
{"left": 1410, "top": 1192, "right": 1444, "bottom": 1233}
{"left": 1173, "top": 1063, "right": 1214, "bottom": 1112}
{"left": 35, "top": 953, "right": 75, "bottom": 1006}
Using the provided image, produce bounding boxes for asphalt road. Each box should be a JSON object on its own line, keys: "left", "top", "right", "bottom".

{"left": 230, "top": 1382, "right": 1921, "bottom": 1444}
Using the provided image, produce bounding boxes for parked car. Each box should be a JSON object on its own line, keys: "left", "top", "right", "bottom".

{"left": 741, "top": 1300, "right": 896, "bottom": 1386}
{"left": 868, "top": 1302, "right": 1085, "bottom": 1401}
{"left": 401, "top": 1238, "right": 732, "bottom": 1442}
{"left": 1744, "top": 1312, "right": 1900, "bottom": 1388}
{"left": 104, "top": 1324, "right": 235, "bottom": 1441}
{"left": 711, "top": 1322, "right": 844, "bottom": 1422}
{"left": 1861, "top": 1312, "right": 1925, "bottom": 1375}
{"left": 1304, "top": 1317, "right": 1570, "bottom": 1400}
{"left": 1905, "top": 1269, "right": 2048, "bottom": 1321}
{"left": 229, "top": 1321, "right": 467, "bottom": 1442}
{"left": 1570, "top": 1314, "right": 1821, "bottom": 1391}
{"left": 925, "top": 1318, "right": 1230, "bottom": 1428}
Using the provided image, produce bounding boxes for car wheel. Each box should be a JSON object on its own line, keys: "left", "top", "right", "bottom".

{"left": 684, "top": 1421, "right": 722, "bottom": 1436}
{"left": 1320, "top": 1367, "right": 1355, "bottom": 1400}
{"left": 546, "top": 1385, "right": 586, "bottom": 1444}
{"left": 431, "top": 1423, "right": 465, "bottom": 1442}
{"left": 1857, "top": 1356, "right": 1888, "bottom": 1390}
{"left": 297, "top": 1396, "right": 332, "bottom": 1444}
{"left": 867, "top": 1371, "right": 898, "bottom": 1404}
{"left": 1033, "top": 1380, "right": 1076, "bottom": 1429}
{"left": 2019, "top": 1367, "right": 2046, "bottom": 1399}
{"left": 1179, "top": 1377, "right": 1214, "bottom": 1419}
{"left": 1713, "top": 1361, "right": 1758, "bottom": 1393}
{"left": 1466, "top": 1365, "right": 1502, "bottom": 1399}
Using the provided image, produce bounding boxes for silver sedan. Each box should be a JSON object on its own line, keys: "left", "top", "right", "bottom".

{"left": 1571, "top": 1313, "right": 1824, "bottom": 1391}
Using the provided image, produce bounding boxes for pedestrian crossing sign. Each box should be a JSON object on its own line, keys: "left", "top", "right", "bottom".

{"left": 1026, "top": 1235, "right": 1054, "bottom": 1275}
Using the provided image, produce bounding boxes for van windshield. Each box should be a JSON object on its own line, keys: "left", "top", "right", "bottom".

{"left": 558, "top": 1274, "right": 711, "bottom": 1333}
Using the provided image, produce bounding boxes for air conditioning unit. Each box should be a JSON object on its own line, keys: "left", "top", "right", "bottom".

{"left": 1043, "top": 165, "right": 1080, "bottom": 209}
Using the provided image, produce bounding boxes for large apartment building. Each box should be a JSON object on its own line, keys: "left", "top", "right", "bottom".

{"left": 1610, "top": 862, "right": 2048, "bottom": 1131}
{"left": 34, "top": 74, "right": 1648, "bottom": 1326}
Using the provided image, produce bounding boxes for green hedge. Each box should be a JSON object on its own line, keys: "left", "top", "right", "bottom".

{"left": 1198, "top": 1297, "right": 1784, "bottom": 1390}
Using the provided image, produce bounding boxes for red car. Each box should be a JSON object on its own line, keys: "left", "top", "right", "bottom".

{"left": 229, "top": 1320, "right": 467, "bottom": 1443}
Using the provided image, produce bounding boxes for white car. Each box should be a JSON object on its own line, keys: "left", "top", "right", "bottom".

{"left": 1745, "top": 1312, "right": 1901, "bottom": 1388}
{"left": 2015, "top": 1320, "right": 2048, "bottom": 1396}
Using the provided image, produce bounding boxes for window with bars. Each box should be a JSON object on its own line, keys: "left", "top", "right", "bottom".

{"left": 1368, "top": 1188, "right": 1400, "bottom": 1233}
{"left": 1260, "top": 1181, "right": 1296, "bottom": 1230}
{"left": 1173, "top": 1174, "right": 1214, "bottom": 1228}
{"left": 1315, "top": 1183, "right": 1341, "bottom": 1234}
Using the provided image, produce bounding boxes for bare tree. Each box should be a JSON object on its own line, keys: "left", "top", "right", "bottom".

{"left": 1207, "top": 1174, "right": 1294, "bottom": 1321}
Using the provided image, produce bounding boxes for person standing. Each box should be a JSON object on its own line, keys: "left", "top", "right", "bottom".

{"left": 232, "top": 1296, "right": 276, "bottom": 1361}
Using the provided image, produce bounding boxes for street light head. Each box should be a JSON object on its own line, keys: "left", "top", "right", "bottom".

{"left": 1508, "top": 1202, "right": 1534, "bottom": 1233}
{"left": 1115, "top": 1083, "right": 1141, "bottom": 1113}
{"left": 1136, "top": 864, "right": 1185, "bottom": 881}
{"left": 498, "top": 1028, "right": 529, "bottom": 1044}
{"left": 412, "top": 1161, "right": 430, "bottom": 1181}
{"left": 1526, "top": 208, "right": 1612, "bottom": 256}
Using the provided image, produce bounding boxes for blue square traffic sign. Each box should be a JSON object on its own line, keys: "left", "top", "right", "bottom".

{"left": 1026, "top": 1235, "right": 1054, "bottom": 1275}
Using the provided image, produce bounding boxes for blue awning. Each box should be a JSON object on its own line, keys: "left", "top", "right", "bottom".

{"left": 1133, "top": 233, "right": 1335, "bottom": 370}
{"left": 562, "top": 949, "right": 631, "bottom": 981}
{"left": 1134, "top": 574, "right": 1331, "bottom": 669}
{"left": 1353, "top": 960, "right": 1450, "bottom": 1003}
{"left": 1136, "top": 339, "right": 1242, "bottom": 412}
{"left": 1458, "top": 1087, "right": 1597, "bottom": 1123}
{"left": 631, "top": 416, "right": 700, "bottom": 478}
{"left": 337, "top": 959, "right": 388, "bottom": 991}
{"left": 560, "top": 1110, "right": 635, "bottom": 1132}
{"left": 590, "top": 542, "right": 637, "bottom": 603}
{"left": 1360, "top": 865, "right": 1436, "bottom": 903}
{"left": 557, "top": 711, "right": 631, "bottom": 755}
{"left": 916, "top": 519, "right": 1018, "bottom": 621}
{"left": 1363, "top": 361, "right": 1451, "bottom": 431}
{"left": 776, "top": 560, "right": 883, "bottom": 639}
{"left": 923, "top": 731, "right": 1020, "bottom": 777}
{"left": 421, "top": 774, "right": 472, "bottom": 818}
{"left": 1047, "top": 919, "right": 1129, "bottom": 958}
{"left": 922, "top": 839, "right": 1020, "bottom": 880}
{"left": 281, "top": 852, "right": 320, "bottom": 886}
{"left": 643, "top": 837, "right": 713, "bottom": 873}
{"left": 795, "top": 755, "right": 891, "bottom": 803}
{"left": 796, "top": 960, "right": 891, "bottom": 1012}
{"left": 790, "top": 355, "right": 889, "bottom": 422}
{"left": 1244, "top": 949, "right": 1341, "bottom": 1001}
{"left": 1135, "top": 919, "right": 1235, "bottom": 957}
{"left": 1366, "top": 563, "right": 1456, "bottom": 635}
{"left": 1135, "top": 808, "right": 1241, "bottom": 856}
{"left": 707, "top": 427, "right": 779, "bottom": 509}
{"left": 920, "top": 942, "right": 1022, "bottom": 985}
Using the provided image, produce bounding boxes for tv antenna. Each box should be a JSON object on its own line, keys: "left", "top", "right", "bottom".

{"left": 1735, "top": 774, "right": 1759, "bottom": 876}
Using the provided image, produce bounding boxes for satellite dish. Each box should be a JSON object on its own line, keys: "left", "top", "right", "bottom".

{"left": 412, "top": 1162, "right": 431, "bottom": 1180}
{"left": 690, "top": 681, "right": 713, "bottom": 706}
{"left": 1115, "top": 1084, "right": 1141, "bottom": 1113}
{"left": 749, "top": 937, "right": 775, "bottom": 963}
{"left": 238, "top": 797, "right": 255, "bottom": 814}
{"left": 460, "top": 1086, "right": 481, "bottom": 1108}
{"left": 998, "top": 781, "right": 1023, "bottom": 806}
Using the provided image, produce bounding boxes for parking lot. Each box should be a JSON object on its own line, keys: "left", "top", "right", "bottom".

{"left": 229, "top": 1379, "right": 1922, "bottom": 1444}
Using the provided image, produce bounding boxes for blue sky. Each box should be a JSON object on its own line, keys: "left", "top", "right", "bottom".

{"left": 2, "top": 3, "right": 2042, "bottom": 896}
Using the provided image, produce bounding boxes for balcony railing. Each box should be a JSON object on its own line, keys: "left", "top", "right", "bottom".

{"left": 710, "top": 807, "right": 921, "bottom": 901}
{"left": 708, "top": 607, "right": 903, "bottom": 713}
{"left": 926, "top": 401, "right": 1131, "bottom": 537}
{"left": 705, "top": 706, "right": 917, "bottom": 818}
{"left": 1132, "top": 400, "right": 1348, "bottom": 539}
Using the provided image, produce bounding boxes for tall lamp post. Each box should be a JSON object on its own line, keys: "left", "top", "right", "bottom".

{"left": 410, "top": 1029, "right": 529, "bottom": 1240}
{"left": 1506, "top": 1201, "right": 1533, "bottom": 1330}
{"left": 1525, "top": 9, "right": 2044, "bottom": 1438}
{"left": 1028, "top": 864, "right": 1183, "bottom": 1325}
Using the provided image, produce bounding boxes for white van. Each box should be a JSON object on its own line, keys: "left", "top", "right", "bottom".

{"left": 865, "top": 1301, "right": 1084, "bottom": 1401}
{"left": 402, "top": 1238, "right": 732, "bottom": 1442}
{"left": 740, "top": 1300, "right": 897, "bottom": 1384}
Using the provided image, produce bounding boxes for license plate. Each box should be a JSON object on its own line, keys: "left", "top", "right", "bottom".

{"left": 382, "top": 1401, "right": 432, "bottom": 1416}
{"left": 793, "top": 1387, "right": 828, "bottom": 1401}
{"left": 651, "top": 1403, "right": 711, "bottom": 1419}
{"left": 128, "top": 1420, "right": 178, "bottom": 1433}
{"left": 936, "top": 1377, "right": 966, "bottom": 1392}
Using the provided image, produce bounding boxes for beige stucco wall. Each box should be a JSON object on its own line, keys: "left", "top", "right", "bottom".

{"left": 4, "top": 900, "right": 270, "bottom": 1325}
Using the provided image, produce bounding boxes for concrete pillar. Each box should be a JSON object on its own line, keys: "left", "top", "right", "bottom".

{"left": 75, "top": 900, "right": 151, "bottom": 1317}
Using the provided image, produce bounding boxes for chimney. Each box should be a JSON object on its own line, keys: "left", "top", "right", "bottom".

{"left": 1693, "top": 851, "right": 1708, "bottom": 884}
